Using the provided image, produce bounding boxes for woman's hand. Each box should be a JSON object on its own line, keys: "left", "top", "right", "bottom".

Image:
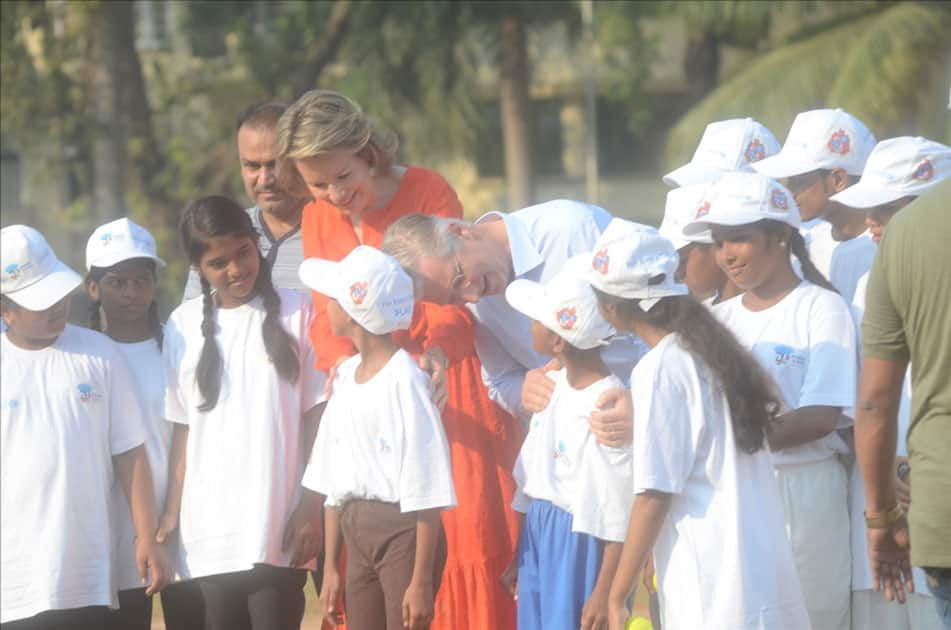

{"left": 281, "top": 495, "right": 323, "bottom": 567}
{"left": 590, "top": 387, "right": 634, "bottom": 447}
{"left": 418, "top": 347, "right": 449, "bottom": 410}
{"left": 401, "top": 579, "right": 435, "bottom": 629}
{"left": 324, "top": 355, "right": 351, "bottom": 399}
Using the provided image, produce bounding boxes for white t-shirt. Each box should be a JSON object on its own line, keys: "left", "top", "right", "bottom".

{"left": 809, "top": 225, "right": 876, "bottom": 304}
{"left": 714, "top": 282, "right": 857, "bottom": 467}
{"left": 512, "top": 370, "right": 632, "bottom": 542}
{"left": 112, "top": 337, "right": 174, "bottom": 591}
{"left": 303, "top": 350, "right": 456, "bottom": 513}
{"left": 632, "top": 334, "right": 810, "bottom": 630}
{"left": 163, "top": 290, "right": 325, "bottom": 579}
{"left": 1, "top": 325, "right": 145, "bottom": 623}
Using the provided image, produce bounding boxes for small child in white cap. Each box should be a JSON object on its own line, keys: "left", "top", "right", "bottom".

{"left": 830, "top": 137, "right": 951, "bottom": 630}
{"left": 1, "top": 225, "right": 169, "bottom": 627}
{"left": 658, "top": 184, "right": 741, "bottom": 305}
{"left": 499, "top": 258, "right": 632, "bottom": 630}
{"left": 298, "top": 245, "right": 456, "bottom": 630}
{"left": 588, "top": 220, "right": 810, "bottom": 630}
{"left": 752, "top": 108, "right": 878, "bottom": 297}
{"left": 663, "top": 117, "right": 781, "bottom": 187}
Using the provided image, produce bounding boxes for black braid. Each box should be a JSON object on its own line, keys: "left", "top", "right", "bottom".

{"left": 788, "top": 230, "right": 837, "bottom": 293}
{"left": 255, "top": 254, "right": 300, "bottom": 384}
{"left": 148, "top": 301, "right": 164, "bottom": 350}
{"left": 88, "top": 299, "right": 103, "bottom": 332}
{"left": 196, "top": 276, "right": 223, "bottom": 411}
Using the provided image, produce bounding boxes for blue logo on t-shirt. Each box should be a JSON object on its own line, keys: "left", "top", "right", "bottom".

{"left": 553, "top": 439, "right": 571, "bottom": 465}
{"left": 379, "top": 437, "right": 391, "bottom": 454}
{"left": 77, "top": 383, "right": 102, "bottom": 403}
{"left": 773, "top": 344, "right": 805, "bottom": 367}
{"left": 2, "top": 399, "right": 19, "bottom": 411}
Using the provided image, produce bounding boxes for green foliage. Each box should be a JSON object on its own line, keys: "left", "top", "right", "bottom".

{"left": 664, "top": 2, "right": 951, "bottom": 169}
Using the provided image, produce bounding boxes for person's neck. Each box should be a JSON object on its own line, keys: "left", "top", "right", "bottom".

{"left": 351, "top": 166, "right": 407, "bottom": 229}
{"left": 475, "top": 218, "right": 515, "bottom": 281}
{"left": 714, "top": 278, "right": 743, "bottom": 304}
{"left": 102, "top": 317, "right": 153, "bottom": 344}
{"left": 351, "top": 330, "right": 400, "bottom": 384}
{"left": 744, "top": 264, "right": 800, "bottom": 311}
{"left": 627, "top": 320, "right": 671, "bottom": 349}
{"left": 261, "top": 204, "right": 303, "bottom": 240}
{"left": 4, "top": 328, "right": 59, "bottom": 350}
{"left": 828, "top": 209, "right": 868, "bottom": 242}
{"left": 559, "top": 350, "right": 610, "bottom": 390}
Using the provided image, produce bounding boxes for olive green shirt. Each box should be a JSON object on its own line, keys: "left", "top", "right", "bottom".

{"left": 862, "top": 179, "right": 951, "bottom": 567}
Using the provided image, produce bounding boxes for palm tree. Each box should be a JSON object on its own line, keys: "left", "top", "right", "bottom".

{"left": 664, "top": 2, "right": 951, "bottom": 169}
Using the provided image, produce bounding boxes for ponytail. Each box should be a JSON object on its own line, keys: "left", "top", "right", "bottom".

{"left": 595, "top": 290, "right": 781, "bottom": 453}
{"left": 148, "top": 301, "right": 164, "bottom": 350}
{"left": 788, "top": 230, "right": 837, "bottom": 293}
{"left": 196, "top": 276, "right": 223, "bottom": 412}
{"left": 255, "top": 254, "right": 299, "bottom": 385}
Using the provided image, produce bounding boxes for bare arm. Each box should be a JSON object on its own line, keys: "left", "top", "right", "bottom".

{"left": 156, "top": 424, "right": 188, "bottom": 543}
{"left": 320, "top": 506, "right": 344, "bottom": 626}
{"left": 114, "top": 444, "right": 170, "bottom": 594}
{"left": 607, "top": 491, "right": 672, "bottom": 630}
{"left": 766, "top": 405, "right": 841, "bottom": 451}
{"left": 403, "top": 508, "right": 442, "bottom": 630}
{"left": 855, "top": 356, "right": 914, "bottom": 602}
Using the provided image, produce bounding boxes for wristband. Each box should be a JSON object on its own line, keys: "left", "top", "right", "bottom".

{"left": 864, "top": 504, "right": 904, "bottom": 529}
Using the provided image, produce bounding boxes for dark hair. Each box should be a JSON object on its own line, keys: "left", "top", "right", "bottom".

{"left": 236, "top": 100, "right": 288, "bottom": 133}
{"left": 595, "top": 289, "right": 781, "bottom": 453}
{"left": 179, "top": 195, "right": 299, "bottom": 411}
{"left": 86, "top": 259, "right": 163, "bottom": 350}
{"left": 756, "top": 220, "right": 837, "bottom": 293}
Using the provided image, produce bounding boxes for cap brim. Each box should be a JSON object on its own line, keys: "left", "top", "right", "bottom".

{"left": 298, "top": 258, "right": 343, "bottom": 299}
{"left": 5, "top": 263, "right": 81, "bottom": 311}
{"left": 683, "top": 210, "right": 777, "bottom": 235}
{"left": 662, "top": 162, "right": 723, "bottom": 188}
{"left": 829, "top": 183, "right": 908, "bottom": 209}
{"left": 504, "top": 279, "right": 548, "bottom": 324}
{"left": 751, "top": 152, "right": 816, "bottom": 178}
{"left": 89, "top": 250, "right": 167, "bottom": 271}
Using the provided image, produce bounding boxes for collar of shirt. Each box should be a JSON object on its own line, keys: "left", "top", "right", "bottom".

{"left": 476, "top": 211, "right": 544, "bottom": 279}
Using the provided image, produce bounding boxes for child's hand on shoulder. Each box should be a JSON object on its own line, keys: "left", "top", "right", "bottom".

{"left": 401, "top": 578, "right": 434, "bottom": 630}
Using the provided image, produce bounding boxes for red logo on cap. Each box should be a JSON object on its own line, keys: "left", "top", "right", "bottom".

{"left": 770, "top": 188, "right": 789, "bottom": 210}
{"left": 349, "top": 282, "right": 368, "bottom": 305}
{"left": 744, "top": 138, "right": 766, "bottom": 163}
{"left": 827, "top": 129, "right": 851, "bottom": 155}
{"left": 912, "top": 158, "right": 933, "bottom": 181}
{"left": 695, "top": 201, "right": 711, "bottom": 219}
{"left": 592, "top": 250, "right": 610, "bottom": 275}
{"left": 556, "top": 307, "right": 578, "bottom": 330}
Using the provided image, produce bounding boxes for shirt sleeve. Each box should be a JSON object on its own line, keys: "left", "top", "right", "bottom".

{"left": 798, "top": 296, "right": 857, "bottom": 409}
{"left": 633, "top": 370, "right": 698, "bottom": 496}
{"left": 861, "top": 242, "right": 909, "bottom": 363}
{"left": 472, "top": 321, "right": 528, "bottom": 419}
{"left": 162, "top": 313, "right": 191, "bottom": 425}
{"left": 396, "top": 369, "right": 457, "bottom": 512}
{"left": 301, "top": 406, "right": 336, "bottom": 504}
{"left": 108, "top": 347, "right": 147, "bottom": 455}
{"left": 419, "top": 171, "right": 464, "bottom": 219}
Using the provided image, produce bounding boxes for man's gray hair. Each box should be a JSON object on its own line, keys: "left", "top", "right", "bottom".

{"left": 381, "top": 214, "right": 469, "bottom": 271}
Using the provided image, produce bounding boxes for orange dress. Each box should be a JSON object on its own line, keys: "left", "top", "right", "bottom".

{"left": 302, "top": 166, "right": 520, "bottom": 630}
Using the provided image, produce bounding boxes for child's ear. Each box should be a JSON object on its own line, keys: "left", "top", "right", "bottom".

{"left": 85, "top": 279, "right": 100, "bottom": 302}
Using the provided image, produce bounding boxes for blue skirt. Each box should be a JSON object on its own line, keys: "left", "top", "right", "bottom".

{"left": 517, "top": 499, "right": 603, "bottom": 630}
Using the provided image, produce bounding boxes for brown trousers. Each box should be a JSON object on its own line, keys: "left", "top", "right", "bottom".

{"left": 340, "top": 500, "right": 447, "bottom": 630}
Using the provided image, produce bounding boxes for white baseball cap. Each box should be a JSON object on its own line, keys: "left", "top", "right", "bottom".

{"left": 829, "top": 136, "right": 951, "bottom": 208}
{"left": 752, "top": 108, "right": 876, "bottom": 178}
{"left": 663, "top": 118, "right": 781, "bottom": 187}
{"left": 86, "top": 217, "right": 166, "bottom": 271}
{"left": 1, "top": 225, "right": 82, "bottom": 311}
{"left": 586, "top": 219, "right": 689, "bottom": 311}
{"left": 298, "top": 245, "right": 414, "bottom": 335}
{"left": 505, "top": 257, "right": 615, "bottom": 350}
{"left": 684, "top": 172, "right": 800, "bottom": 235}
{"left": 658, "top": 184, "right": 715, "bottom": 250}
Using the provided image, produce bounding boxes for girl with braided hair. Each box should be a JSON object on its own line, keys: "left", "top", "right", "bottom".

{"left": 159, "top": 196, "right": 327, "bottom": 629}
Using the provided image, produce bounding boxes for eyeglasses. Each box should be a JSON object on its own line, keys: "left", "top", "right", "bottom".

{"left": 449, "top": 258, "right": 466, "bottom": 292}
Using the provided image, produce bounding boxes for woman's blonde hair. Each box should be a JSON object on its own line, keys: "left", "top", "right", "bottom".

{"left": 275, "top": 90, "right": 398, "bottom": 195}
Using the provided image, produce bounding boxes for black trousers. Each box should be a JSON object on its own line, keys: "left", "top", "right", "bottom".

{"left": 104, "top": 588, "right": 152, "bottom": 630}
{"left": 197, "top": 564, "right": 307, "bottom": 630}
{"left": 2, "top": 606, "right": 107, "bottom": 630}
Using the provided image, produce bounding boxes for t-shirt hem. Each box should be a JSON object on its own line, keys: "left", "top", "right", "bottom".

{"left": 399, "top": 494, "right": 456, "bottom": 513}
{"left": 111, "top": 436, "right": 146, "bottom": 456}
{"left": 861, "top": 345, "right": 910, "bottom": 363}
{"left": 1, "top": 593, "right": 116, "bottom": 624}
{"left": 634, "top": 476, "right": 681, "bottom": 496}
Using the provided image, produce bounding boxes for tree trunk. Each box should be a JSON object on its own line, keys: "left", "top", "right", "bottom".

{"left": 499, "top": 12, "right": 534, "bottom": 209}
{"left": 83, "top": 1, "right": 128, "bottom": 222}
{"left": 683, "top": 29, "right": 720, "bottom": 105}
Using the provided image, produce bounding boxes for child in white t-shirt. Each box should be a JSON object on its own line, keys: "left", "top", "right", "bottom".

{"left": 84, "top": 217, "right": 206, "bottom": 629}
{"left": 752, "top": 108, "right": 877, "bottom": 301}
{"left": 589, "top": 221, "right": 809, "bottom": 630}
{"left": 160, "top": 196, "right": 326, "bottom": 630}
{"left": 830, "top": 135, "right": 950, "bottom": 630}
{"left": 684, "top": 173, "right": 857, "bottom": 630}
{"left": 498, "top": 259, "right": 632, "bottom": 630}
{"left": 298, "top": 245, "right": 456, "bottom": 630}
{"left": 658, "top": 184, "right": 741, "bottom": 306}
{"left": 1, "top": 225, "right": 169, "bottom": 628}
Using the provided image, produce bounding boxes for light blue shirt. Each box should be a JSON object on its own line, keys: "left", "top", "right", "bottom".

{"left": 469, "top": 199, "right": 648, "bottom": 418}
